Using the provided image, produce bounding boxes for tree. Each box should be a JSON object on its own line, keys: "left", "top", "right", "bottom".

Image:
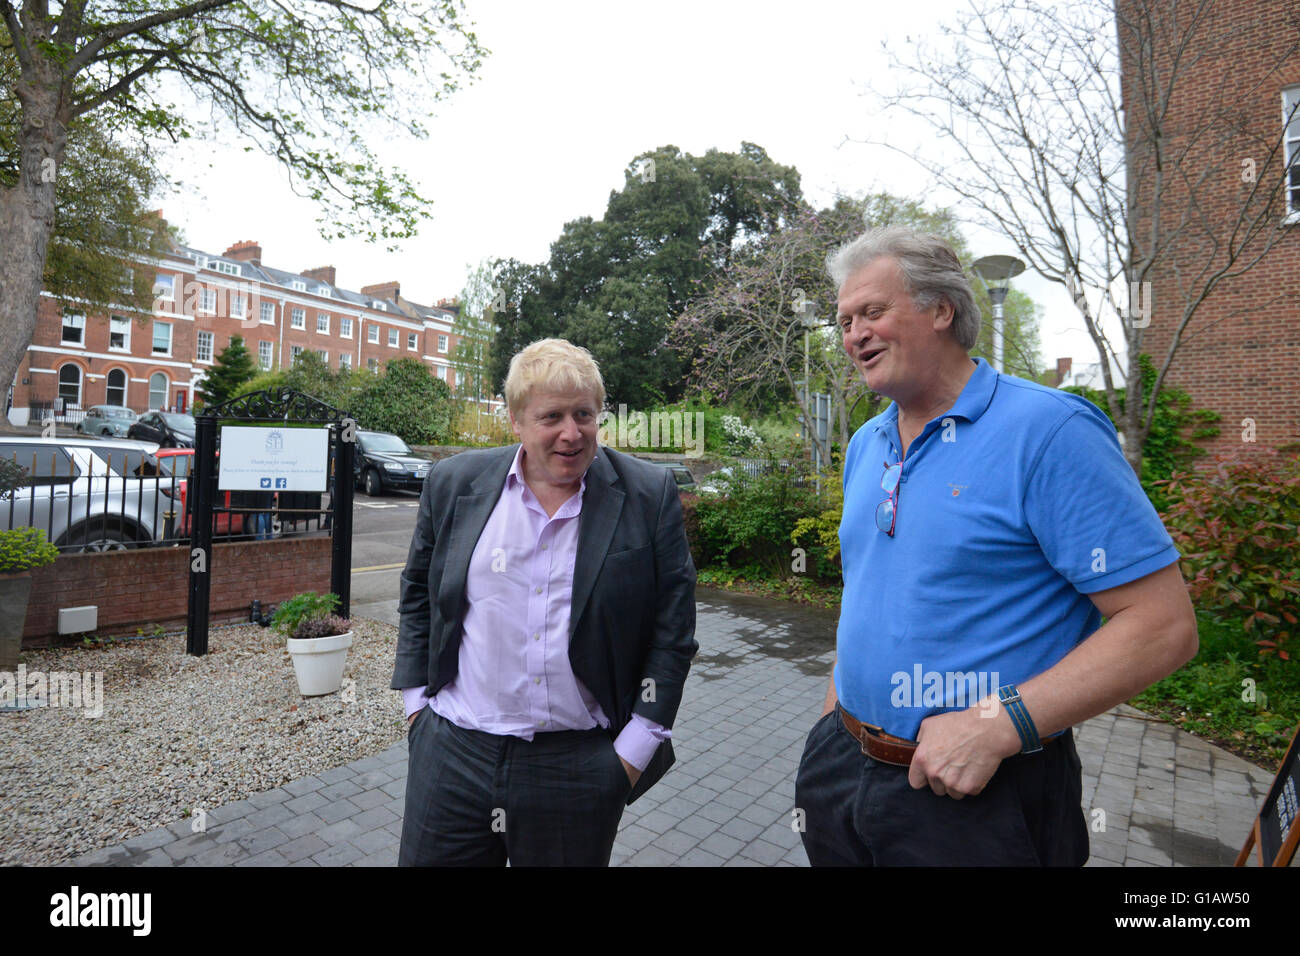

{"left": 352, "top": 357, "right": 452, "bottom": 444}
{"left": 673, "top": 193, "right": 1046, "bottom": 465}
{"left": 451, "top": 259, "right": 498, "bottom": 404}
{"left": 1, "top": 1, "right": 485, "bottom": 418}
{"left": 871, "top": 0, "right": 1300, "bottom": 472}
{"left": 3, "top": 42, "right": 172, "bottom": 330}
{"left": 195, "top": 333, "right": 255, "bottom": 409}
{"left": 487, "top": 143, "right": 803, "bottom": 406}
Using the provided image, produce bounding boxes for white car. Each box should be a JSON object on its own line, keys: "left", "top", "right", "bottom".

{"left": 0, "top": 437, "right": 174, "bottom": 551}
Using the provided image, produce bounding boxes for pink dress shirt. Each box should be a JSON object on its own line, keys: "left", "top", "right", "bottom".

{"left": 401, "top": 446, "right": 668, "bottom": 771}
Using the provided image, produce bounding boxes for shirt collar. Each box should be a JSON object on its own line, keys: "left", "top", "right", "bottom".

{"left": 505, "top": 444, "right": 590, "bottom": 516}
{"left": 869, "top": 357, "right": 998, "bottom": 435}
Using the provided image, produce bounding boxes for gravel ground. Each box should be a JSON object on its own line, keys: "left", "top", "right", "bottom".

{"left": 0, "top": 618, "right": 405, "bottom": 866}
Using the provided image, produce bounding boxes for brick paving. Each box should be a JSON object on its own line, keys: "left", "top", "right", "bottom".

{"left": 69, "top": 589, "right": 1276, "bottom": 867}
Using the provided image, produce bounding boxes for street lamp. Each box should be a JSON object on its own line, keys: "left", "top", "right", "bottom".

{"left": 971, "top": 254, "right": 1025, "bottom": 373}
{"left": 799, "top": 301, "right": 817, "bottom": 455}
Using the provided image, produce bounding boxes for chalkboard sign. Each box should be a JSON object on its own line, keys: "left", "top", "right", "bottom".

{"left": 1236, "top": 722, "right": 1300, "bottom": 867}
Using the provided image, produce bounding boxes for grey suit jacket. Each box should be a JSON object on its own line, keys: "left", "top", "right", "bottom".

{"left": 390, "top": 443, "right": 698, "bottom": 804}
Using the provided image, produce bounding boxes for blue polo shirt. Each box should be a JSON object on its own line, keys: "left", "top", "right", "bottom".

{"left": 835, "top": 358, "right": 1180, "bottom": 740}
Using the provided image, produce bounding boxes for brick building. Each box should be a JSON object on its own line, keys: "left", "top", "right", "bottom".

{"left": 5, "top": 224, "right": 495, "bottom": 425}
{"left": 1119, "top": 0, "right": 1300, "bottom": 457}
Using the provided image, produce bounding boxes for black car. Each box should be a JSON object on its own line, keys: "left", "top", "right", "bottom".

{"left": 128, "top": 411, "right": 196, "bottom": 448}
{"left": 354, "top": 430, "right": 433, "bottom": 496}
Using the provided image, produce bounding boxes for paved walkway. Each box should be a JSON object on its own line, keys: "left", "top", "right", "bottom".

{"left": 69, "top": 590, "right": 1275, "bottom": 867}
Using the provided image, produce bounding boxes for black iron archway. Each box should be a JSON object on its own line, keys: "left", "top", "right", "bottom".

{"left": 185, "top": 388, "right": 356, "bottom": 655}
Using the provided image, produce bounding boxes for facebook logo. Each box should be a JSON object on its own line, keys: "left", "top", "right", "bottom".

{"left": 275, "top": 478, "right": 288, "bottom": 489}
{"left": 260, "top": 477, "right": 272, "bottom": 489}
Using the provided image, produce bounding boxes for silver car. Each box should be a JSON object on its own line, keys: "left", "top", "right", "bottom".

{"left": 75, "top": 405, "right": 139, "bottom": 437}
{"left": 0, "top": 437, "right": 175, "bottom": 551}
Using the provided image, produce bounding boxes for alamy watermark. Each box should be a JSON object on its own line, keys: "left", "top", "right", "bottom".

{"left": 596, "top": 405, "right": 705, "bottom": 458}
{"left": 0, "top": 665, "right": 103, "bottom": 717}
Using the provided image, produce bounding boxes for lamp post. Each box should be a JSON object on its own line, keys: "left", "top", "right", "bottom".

{"left": 799, "top": 301, "right": 817, "bottom": 457}
{"left": 971, "top": 254, "right": 1026, "bottom": 373}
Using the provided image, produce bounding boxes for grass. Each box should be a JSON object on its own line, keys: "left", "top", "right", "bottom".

{"left": 695, "top": 565, "right": 1298, "bottom": 770}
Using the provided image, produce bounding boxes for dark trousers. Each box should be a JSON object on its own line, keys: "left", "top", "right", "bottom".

{"left": 795, "top": 709, "right": 1090, "bottom": 866}
{"left": 399, "top": 708, "right": 631, "bottom": 866}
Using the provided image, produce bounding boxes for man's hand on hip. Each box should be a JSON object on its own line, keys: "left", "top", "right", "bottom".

{"left": 408, "top": 712, "right": 419, "bottom": 727}
{"left": 908, "top": 703, "right": 1022, "bottom": 799}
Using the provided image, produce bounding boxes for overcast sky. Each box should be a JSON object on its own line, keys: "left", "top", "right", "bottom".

{"left": 158, "top": 0, "right": 1104, "bottom": 372}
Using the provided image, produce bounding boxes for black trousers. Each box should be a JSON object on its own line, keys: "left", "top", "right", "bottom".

{"left": 399, "top": 708, "right": 632, "bottom": 866}
{"left": 795, "top": 709, "right": 1090, "bottom": 866}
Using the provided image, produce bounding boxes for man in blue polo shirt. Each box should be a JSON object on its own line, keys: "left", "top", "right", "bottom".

{"left": 795, "top": 227, "right": 1199, "bottom": 866}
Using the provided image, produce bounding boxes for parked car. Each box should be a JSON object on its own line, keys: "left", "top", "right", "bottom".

{"left": 151, "top": 448, "right": 267, "bottom": 539}
{"left": 128, "top": 411, "right": 196, "bottom": 448}
{"left": 353, "top": 430, "right": 432, "bottom": 496}
{"left": 0, "top": 437, "right": 172, "bottom": 551}
{"left": 654, "top": 461, "right": 697, "bottom": 494}
{"left": 75, "top": 405, "right": 138, "bottom": 437}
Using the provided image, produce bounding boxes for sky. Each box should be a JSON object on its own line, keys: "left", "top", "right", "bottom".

{"left": 156, "top": 0, "right": 1105, "bottom": 373}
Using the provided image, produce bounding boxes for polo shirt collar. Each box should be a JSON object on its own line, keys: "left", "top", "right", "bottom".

{"left": 869, "top": 357, "right": 998, "bottom": 436}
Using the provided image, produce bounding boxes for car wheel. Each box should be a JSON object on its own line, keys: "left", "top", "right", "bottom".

{"left": 364, "top": 469, "right": 383, "bottom": 497}
{"left": 101, "top": 427, "right": 113, "bottom": 436}
{"left": 65, "top": 525, "right": 134, "bottom": 553}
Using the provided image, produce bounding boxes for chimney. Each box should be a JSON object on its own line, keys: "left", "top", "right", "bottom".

{"left": 225, "top": 240, "right": 262, "bottom": 266}
{"left": 303, "top": 266, "right": 336, "bottom": 287}
{"left": 361, "top": 281, "right": 401, "bottom": 302}
{"left": 1054, "top": 357, "right": 1072, "bottom": 387}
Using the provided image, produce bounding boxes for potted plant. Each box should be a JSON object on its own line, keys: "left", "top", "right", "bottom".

{"left": 1, "top": 457, "right": 60, "bottom": 669}
{"left": 271, "top": 591, "right": 353, "bottom": 696}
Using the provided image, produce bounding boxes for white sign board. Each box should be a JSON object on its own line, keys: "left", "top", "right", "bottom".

{"left": 218, "top": 426, "right": 329, "bottom": 492}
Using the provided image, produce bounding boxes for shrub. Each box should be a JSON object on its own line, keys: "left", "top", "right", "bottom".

{"left": 352, "top": 358, "right": 453, "bottom": 444}
{"left": 0, "top": 528, "right": 60, "bottom": 573}
{"left": 791, "top": 464, "right": 844, "bottom": 582}
{"left": 692, "top": 451, "right": 822, "bottom": 579}
{"left": 1157, "top": 451, "right": 1300, "bottom": 660}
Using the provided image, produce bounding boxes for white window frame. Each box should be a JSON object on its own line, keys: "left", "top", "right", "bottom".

{"left": 319, "top": 287, "right": 332, "bottom": 298}
{"left": 258, "top": 340, "right": 273, "bottom": 371}
{"left": 58, "top": 363, "right": 82, "bottom": 408}
{"left": 196, "top": 330, "right": 214, "bottom": 364}
{"left": 340, "top": 317, "right": 353, "bottom": 339}
{"left": 260, "top": 301, "right": 275, "bottom": 324}
{"left": 152, "top": 320, "right": 172, "bottom": 357}
{"left": 367, "top": 357, "right": 379, "bottom": 373}
{"left": 317, "top": 313, "right": 330, "bottom": 334}
{"left": 407, "top": 332, "right": 418, "bottom": 351}
{"left": 367, "top": 324, "right": 380, "bottom": 344}
{"left": 230, "top": 293, "right": 246, "bottom": 319}
{"left": 109, "top": 315, "right": 131, "bottom": 352}
{"left": 1285, "top": 86, "right": 1300, "bottom": 220}
{"left": 216, "top": 261, "right": 240, "bottom": 276}
{"left": 61, "top": 311, "right": 85, "bottom": 346}
{"left": 387, "top": 328, "right": 398, "bottom": 348}
{"left": 339, "top": 352, "right": 352, "bottom": 370}
{"left": 154, "top": 274, "right": 175, "bottom": 303}
{"left": 291, "top": 308, "right": 305, "bottom": 330}
{"left": 105, "top": 368, "right": 127, "bottom": 406}
{"left": 290, "top": 345, "right": 303, "bottom": 365}
{"left": 438, "top": 334, "right": 448, "bottom": 353}
{"left": 200, "top": 288, "right": 217, "bottom": 314}
{"left": 290, "top": 279, "right": 306, "bottom": 291}
{"left": 148, "top": 372, "right": 168, "bottom": 410}
{"left": 317, "top": 350, "right": 328, "bottom": 365}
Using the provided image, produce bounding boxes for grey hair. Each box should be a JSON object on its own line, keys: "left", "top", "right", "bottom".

{"left": 826, "top": 227, "right": 981, "bottom": 350}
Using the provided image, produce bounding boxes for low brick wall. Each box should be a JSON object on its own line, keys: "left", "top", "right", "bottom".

{"left": 22, "top": 536, "right": 333, "bottom": 646}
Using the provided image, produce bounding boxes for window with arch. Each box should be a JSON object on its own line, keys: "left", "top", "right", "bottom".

{"left": 58, "top": 364, "right": 82, "bottom": 408}
{"left": 148, "top": 372, "right": 169, "bottom": 410}
{"left": 106, "top": 369, "right": 127, "bottom": 407}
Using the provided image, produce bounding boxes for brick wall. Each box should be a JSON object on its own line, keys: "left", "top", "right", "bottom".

{"left": 21, "top": 535, "right": 332, "bottom": 645}
{"left": 1119, "top": 0, "right": 1300, "bottom": 461}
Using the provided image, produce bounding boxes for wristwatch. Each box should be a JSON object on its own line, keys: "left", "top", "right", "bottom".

{"left": 997, "top": 684, "right": 1043, "bottom": 754}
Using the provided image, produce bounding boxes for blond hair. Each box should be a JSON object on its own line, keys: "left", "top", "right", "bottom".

{"left": 504, "top": 338, "right": 606, "bottom": 415}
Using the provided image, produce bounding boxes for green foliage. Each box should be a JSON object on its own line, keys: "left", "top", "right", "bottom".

{"left": 791, "top": 464, "right": 845, "bottom": 579}
{"left": 691, "top": 449, "right": 825, "bottom": 580}
{"left": 1065, "top": 354, "right": 1220, "bottom": 510}
{"left": 488, "top": 143, "right": 803, "bottom": 407}
{"left": 270, "top": 592, "right": 348, "bottom": 640}
{"left": 0, "top": 528, "right": 60, "bottom": 573}
{"left": 452, "top": 260, "right": 497, "bottom": 404}
{"left": 197, "top": 334, "right": 257, "bottom": 409}
{"left": 0, "top": 456, "right": 28, "bottom": 499}
{"left": 1157, "top": 451, "right": 1300, "bottom": 660}
{"left": 1132, "top": 610, "right": 1300, "bottom": 765}
{"left": 282, "top": 351, "right": 356, "bottom": 412}
{"left": 352, "top": 358, "right": 453, "bottom": 445}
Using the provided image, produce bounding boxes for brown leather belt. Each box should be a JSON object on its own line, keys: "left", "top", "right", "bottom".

{"left": 837, "top": 704, "right": 1061, "bottom": 766}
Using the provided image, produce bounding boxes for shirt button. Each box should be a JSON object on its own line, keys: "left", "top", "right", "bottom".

{"left": 541, "top": 544, "right": 548, "bottom": 551}
{"left": 538, "top": 720, "right": 547, "bottom": 727}
{"left": 535, "top": 586, "right": 542, "bottom": 594}
{"left": 533, "top": 633, "right": 540, "bottom": 641}
{"left": 534, "top": 677, "right": 541, "bottom": 684}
